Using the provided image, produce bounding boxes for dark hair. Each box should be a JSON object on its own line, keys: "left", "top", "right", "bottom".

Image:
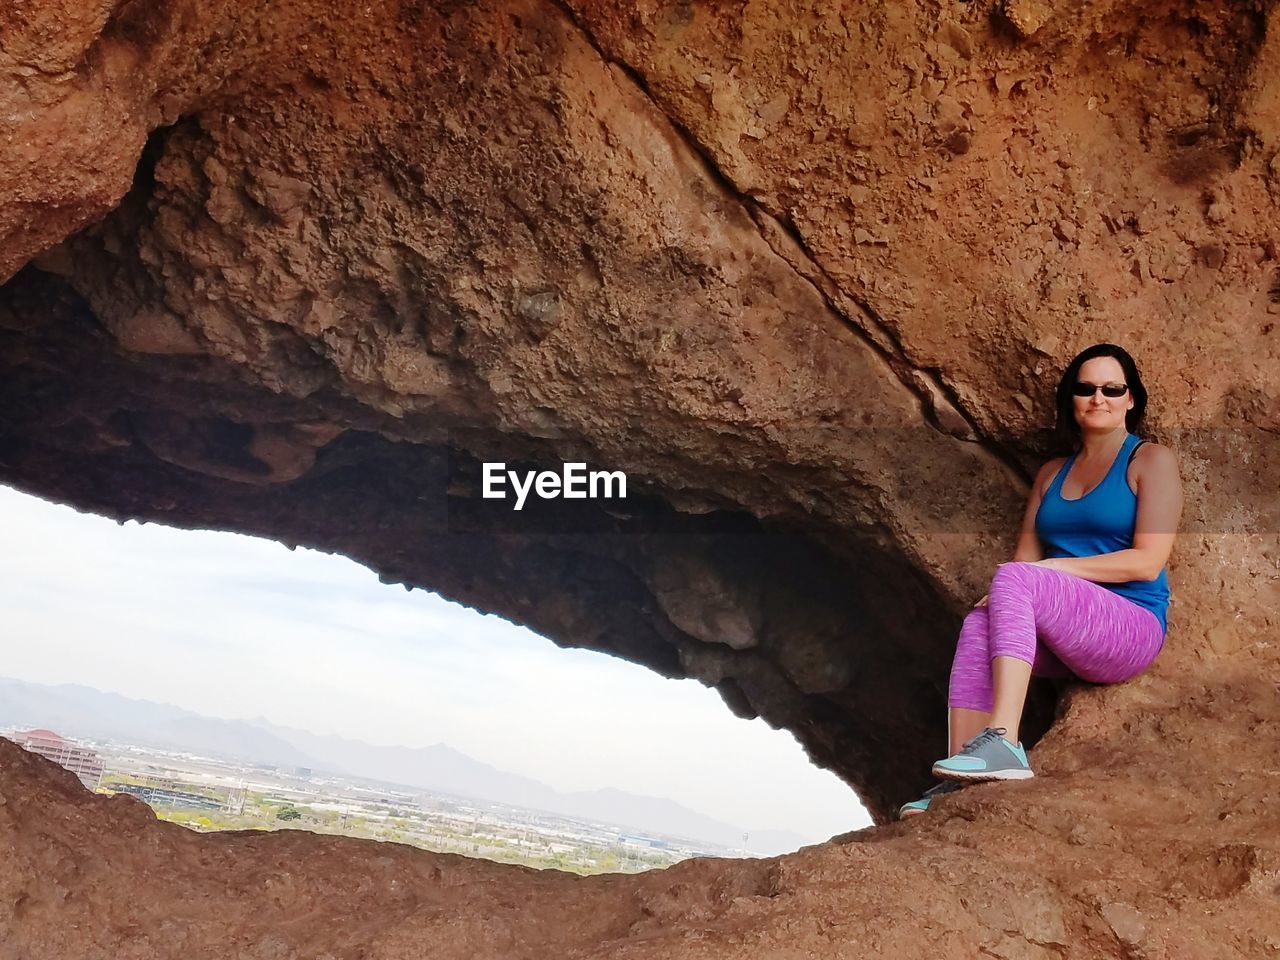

{"left": 1053, "top": 343, "right": 1148, "bottom": 452}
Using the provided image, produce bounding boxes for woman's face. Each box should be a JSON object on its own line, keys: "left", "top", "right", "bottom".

{"left": 1073, "top": 356, "right": 1134, "bottom": 432}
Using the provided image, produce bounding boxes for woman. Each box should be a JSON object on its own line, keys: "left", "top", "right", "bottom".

{"left": 899, "top": 343, "right": 1182, "bottom": 818}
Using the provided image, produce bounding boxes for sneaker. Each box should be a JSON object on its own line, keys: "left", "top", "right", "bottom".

{"left": 932, "top": 727, "right": 1034, "bottom": 782}
{"left": 897, "top": 779, "right": 964, "bottom": 819}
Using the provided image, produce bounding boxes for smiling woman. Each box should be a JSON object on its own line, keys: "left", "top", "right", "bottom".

{"left": 899, "top": 343, "right": 1183, "bottom": 819}
{"left": 0, "top": 484, "right": 870, "bottom": 851}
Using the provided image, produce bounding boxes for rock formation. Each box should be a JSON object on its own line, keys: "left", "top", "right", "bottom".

{"left": 1, "top": 0, "right": 1277, "bottom": 955}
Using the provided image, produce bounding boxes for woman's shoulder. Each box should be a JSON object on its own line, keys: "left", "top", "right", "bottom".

{"left": 1131, "top": 439, "right": 1179, "bottom": 479}
{"left": 1131, "top": 439, "right": 1178, "bottom": 466}
{"left": 1036, "top": 455, "right": 1070, "bottom": 477}
{"left": 1032, "top": 455, "right": 1070, "bottom": 497}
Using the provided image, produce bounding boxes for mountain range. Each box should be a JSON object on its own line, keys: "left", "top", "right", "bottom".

{"left": 0, "top": 676, "right": 806, "bottom": 855}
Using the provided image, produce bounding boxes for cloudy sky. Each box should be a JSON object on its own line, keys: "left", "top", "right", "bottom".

{"left": 0, "top": 484, "right": 870, "bottom": 843}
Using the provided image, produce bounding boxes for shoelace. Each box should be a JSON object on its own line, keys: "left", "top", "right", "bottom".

{"left": 958, "top": 727, "right": 1008, "bottom": 755}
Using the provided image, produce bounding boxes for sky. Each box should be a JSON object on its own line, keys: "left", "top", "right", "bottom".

{"left": 0, "top": 484, "right": 871, "bottom": 843}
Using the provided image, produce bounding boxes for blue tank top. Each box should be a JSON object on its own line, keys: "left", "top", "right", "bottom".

{"left": 1034, "top": 431, "right": 1169, "bottom": 633}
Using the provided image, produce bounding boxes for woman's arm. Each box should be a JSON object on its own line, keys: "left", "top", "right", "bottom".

{"left": 1012, "top": 458, "right": 1064, "bottom": 563}
{"left": 975, "top": 458, "right": 1063, "bottom": 606}
{"left": 1034, "top": 444, "right": 1182, "bottom": 582}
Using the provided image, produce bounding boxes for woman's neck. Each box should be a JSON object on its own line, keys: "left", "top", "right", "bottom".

{"left": 1078, "top": 426, "right": 1128, "bottom": 460}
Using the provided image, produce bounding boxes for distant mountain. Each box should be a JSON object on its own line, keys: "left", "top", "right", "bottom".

{"left": 0, "top": 677, "right": 319, "bottom": 768}
{"left": 248, "top": 720, "right": 805, "bottom": 853}
{"left": 0, "top": 676, "right": 806, "bottom": 854}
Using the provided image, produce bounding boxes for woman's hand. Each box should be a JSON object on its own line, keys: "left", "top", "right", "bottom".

{"left": 973, "top": 593, "right": 988, "bottom": 608}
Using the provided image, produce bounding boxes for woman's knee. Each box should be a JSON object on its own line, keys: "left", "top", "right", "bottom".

{"left": 959, "top": 604, "right": 991, "bottom": 633}
{"left": 989, "top": 560, "right": 1037, "bottom": 592}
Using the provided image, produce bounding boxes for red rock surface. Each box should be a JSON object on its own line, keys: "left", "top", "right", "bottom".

{"left": 4, "top": 673, "right": 1280, "bottom": 960}
{"left": 1, "top": 0, "right": 1278, "bottom": 954}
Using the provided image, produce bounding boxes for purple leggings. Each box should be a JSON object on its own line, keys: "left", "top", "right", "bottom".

{"left": 948, "top": 561, "right": 1164, "bottom": 712}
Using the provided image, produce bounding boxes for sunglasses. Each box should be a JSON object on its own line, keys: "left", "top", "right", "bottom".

{"left": 1072, "top": 381, "right": 1129, "bottom": 398}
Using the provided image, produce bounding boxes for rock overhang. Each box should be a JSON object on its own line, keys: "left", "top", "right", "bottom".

{"left": 1, "top": 0, "right": 1279, "bottom": 953}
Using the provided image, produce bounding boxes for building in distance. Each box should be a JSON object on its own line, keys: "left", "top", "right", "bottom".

{"left": 9, "top": 729, "right": 104, "bottom": 790}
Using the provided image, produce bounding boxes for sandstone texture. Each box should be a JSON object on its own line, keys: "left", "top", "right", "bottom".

{"left": 1, "top": 0, "right": 1278, "bottom": 956}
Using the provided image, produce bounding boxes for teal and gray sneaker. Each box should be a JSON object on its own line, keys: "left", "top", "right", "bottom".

{"left": 898, "top": 779, "right": 964, "bottom": 819}
{"left": 932, "top": 727, "right": 1034, "bottom": 782}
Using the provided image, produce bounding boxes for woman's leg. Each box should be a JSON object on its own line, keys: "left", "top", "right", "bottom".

{"left": 947, "top": 604, "right": 1073, "bottom": 753}
{"left": 947, "top": 608, "right": 995, "bottom": 754}
{"left": 985, "top": 561, "right": 1164, "bottom": 743}
{"left": 989, "top": 655, "right": 1033, "bottom": 745}
{"left": 949, "top": 707, "right": 989, "bottom": 757}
